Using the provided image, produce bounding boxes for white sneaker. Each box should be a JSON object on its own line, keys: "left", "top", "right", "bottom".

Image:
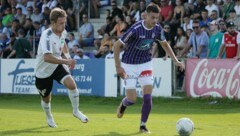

{"left": 73, "top": 111, "right": 88, "bottom": 123}
{"left": 46, "top": 115, "right": 57, "bottom": 128}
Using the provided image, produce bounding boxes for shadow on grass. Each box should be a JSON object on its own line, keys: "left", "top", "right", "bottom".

{"left": 92, "top": 131, "right": 144, "bottom": 136}
{"left": 0, "top": 126, "right": 69, "bottom": 136}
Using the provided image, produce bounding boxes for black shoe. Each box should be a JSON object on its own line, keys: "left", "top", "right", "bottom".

{"left": 139, "top": 125, "right": 150, "bottom": 133}
{"left": 117, "top": 102, "right": 126, "bottom": 118}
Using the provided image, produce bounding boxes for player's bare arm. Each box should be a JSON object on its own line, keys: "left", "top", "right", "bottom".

{"left": 158, "top": 40, "right": 185, "bottom": 71}
{"left": 114, "top": 40, "right": 126, "bottom": 79}
{"left": 62, "top": 42, "right": 71, "bottom": 59}
{"left": 44, "top": 53, "right": 76, "bottom": 67}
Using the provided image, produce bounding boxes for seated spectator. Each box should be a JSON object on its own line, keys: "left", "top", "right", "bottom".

{"left": 226, "top": 9, "right": 240, "bottom": 31}
{"left": 15, "top": 7, "right": 26, "bottom": 26}
{"left": 67, "top": 33, "right": 79, "bottom": 51}
{"left": 170, "top": 0, "right": 185, "bottom": 27}
{"left": 7, "top": 29, "right": 33, "bottom": 58}
{"left": 205, "top": 0, "right": 219, "bottom": 18}
{"left": 193, "top": 0, "right": 206, "bottom": 20}
{"left": 2, "top": 7, "right": 14, "bottom": 27}
{"left": 182, "top": 14, "right": 193, "bottom": 32}
{"left": 218, "top": 19, "right": 227, "bottom": 33}
{"left": 26, "top": 6, "right": 34, "bottom": 18}
{"left": 94, "top": 44, "right": 110, "bottom": 58}
{"left": 199, "top": 9, "right": 212, "bottom": 27}
{"left": 73, "top": 48, "right": 89, "bottom": 59}
{"left": 100, "top": 33, "right": 113, "bottom": 50}
{"left": 110, "top": 14, "right": 127, "bottom": 38}
{"left": 79, "top": 14, "right": 94, "bottom": 47}
{"left": 97, "top": 16, "right": 115, "bottom": 38}
{"left": 174, "top": 27, "right": 186, "bottom": 56}
{"left": 160, "top": 0, "right": 173, "bottom": 24}
{"left": 234, "top": 0, "right": 240, "bottom": 16}
{"left": 1, "top": 33, "right": 16, "bottom": 58}
{"left": 209, "top": 10, "right": 218, "bottom": 21}
{"left": 31, "top": 7, "right": 43, "bottom": 23}
{"left": 111, "top": 1, "right": 123, "bottom": 18}
{"left": 0, "top": 33, "right": 10, "bottom": 57}
{"left": 222, "top": 0, "right": 234, "bottom": 20}
{"left": 90, "top": 0, "right": 101, "bottom": 18}
{"left": 70, "top": 44, "right": 80, "bottom": 58}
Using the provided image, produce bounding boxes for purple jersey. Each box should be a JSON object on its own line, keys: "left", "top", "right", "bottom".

{"left": 119, "top": 20, "right": 166, "bottom": 64}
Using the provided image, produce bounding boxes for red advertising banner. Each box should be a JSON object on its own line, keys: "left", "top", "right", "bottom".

{"left": 186, "top": 59, "right": 240, "bottom": 99}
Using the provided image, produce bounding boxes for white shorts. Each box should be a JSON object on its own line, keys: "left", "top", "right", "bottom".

{"left": 122, "top": 61, "right": 153, "bottom": 89}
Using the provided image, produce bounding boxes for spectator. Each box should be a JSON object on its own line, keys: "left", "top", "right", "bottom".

{"left": 218, "top": 19, "right": 227, "bottom": 33}
{"left": 1, "top": 33, "right": 16, "bottom": 58}
{"left": 170, "top": 0, "right": 185, "bottom": 27}
{"left": 209, "top": 10, "right": 218, "bottom": 21}
{"left": 111, "top": 1, "right": 123, "bottom": 18}
{"left": 7, "top": 28, "right": 33, "bottom": 58}
{"left": 100, "top": 33, "right": 113, "bottom": 50}
{"left": 193, "top": 0, "right": 206, "bottom": 19}
{"left": 0, "top": 33, "right": 10, "bottom": 57}
{"left": 78, "top": 14, "right": 94, "bottom": 47}
{"left": 182, "top": 14, "right": 193, "bottom": 32}
{"left": 90, "top": 0, "right": 100, "bottom": 18}
{"left": 97, "top": 16, "right": 115, "bottom": 38}
{"left": 180, "top": 20, "right": 209, "bottom": 58}
{"left": 199, "top": 9, "right": 212, "bottom": 27}
{"left": 234, "top": 0, "right": 240, "bottom": 16}
{"left": 31, "top": 7, "right": 43, "bottom": 23}
{"left": 26, "top": 6, "right": 33, "bottom": 18}
{"left": 174, "top": 27, "right": 187, "bottom": 56}
{"left": 73, "top": 48, "right": 89, "bottom": 59}
{"left": 15, "top": 7, "right": 26, "bottom": 26}
{"left": 70, "top": 44, "right": 80, "bottom": 58}
{"left": 217, "top": 21, "right": 240, "bottom": 59}
{"left": 160, "top": 0, "right": 173, "bottom": 24}
{"left": 94, "top": 44, "right": 110, "bottom": 58}
{"left": 205, "top": 0, "right": 219, "bottom": 18}
{"left": 67, "top": 32, "right": 78, "bottom": 51}
{"left": 2, "top": 7, "right": 14, "bottom": 27}
{"left": 207, "top": 20, "right": 224, "bottom": 58}
{"left": 226, "top": 9, "right": 240, "bottom": 31}
{"left": 222, "top": 0, "right": 234, "bottom": 20}
{"left": 110, "top": 14, "right": 127, "bottom": 38}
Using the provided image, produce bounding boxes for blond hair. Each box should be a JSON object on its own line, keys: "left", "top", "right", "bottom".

{"left": 50, "top": 8, "right": 67, "bottom": 23}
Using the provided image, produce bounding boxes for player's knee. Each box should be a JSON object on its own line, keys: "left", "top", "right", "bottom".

{"left": 42, "top": 96, "right": 51, "bottom": 103}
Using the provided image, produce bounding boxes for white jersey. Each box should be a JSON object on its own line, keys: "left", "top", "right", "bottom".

{"left": 35, "top": 27, "right": 67, "bottom": 78}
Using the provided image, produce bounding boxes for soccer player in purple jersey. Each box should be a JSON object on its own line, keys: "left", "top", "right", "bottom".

{"left": 114, "top": 5, "right": 185, "bottom": 133}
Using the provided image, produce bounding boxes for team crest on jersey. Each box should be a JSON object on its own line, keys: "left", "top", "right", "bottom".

{"left": 137, "top": 39, "right": 154, "bottom": 50}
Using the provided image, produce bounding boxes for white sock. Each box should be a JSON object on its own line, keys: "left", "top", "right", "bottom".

{"left": 68, "top": 89, "right": 79, "bottom": 113}
{"left": 41, "top": 100, "right": 52, "bottom": 118}
{"left": 140, "top": 121, "right": 146, "bottom": 126}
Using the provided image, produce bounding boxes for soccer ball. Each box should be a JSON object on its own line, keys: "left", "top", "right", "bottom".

{"left": 176, "top": 118, "right": 194, "bottom": 136}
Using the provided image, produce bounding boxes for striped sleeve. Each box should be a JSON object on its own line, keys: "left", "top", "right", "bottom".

{"left": 119, "top": 27, "right": 136, "bottom": 45}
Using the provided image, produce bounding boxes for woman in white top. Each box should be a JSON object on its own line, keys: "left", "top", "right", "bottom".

{"left": 174, "top": 27, "right": 186, "bottom": 56}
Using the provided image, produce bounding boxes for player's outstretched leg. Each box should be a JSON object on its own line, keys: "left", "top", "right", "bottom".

{"left": 68, "top": 89, "right": 88, "bottom": 123}
{"left": 41, "top": 100, "right": 57, "bottom": 128}
{"left": 117, "top": 97, "right": 135, "bottom": 118}
{"left": 139, "top": 94, "right": 152, "bottom": 133}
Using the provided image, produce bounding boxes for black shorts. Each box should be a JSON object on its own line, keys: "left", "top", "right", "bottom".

{"left": 35, "top": 64, "right": 70, "bottom": 97}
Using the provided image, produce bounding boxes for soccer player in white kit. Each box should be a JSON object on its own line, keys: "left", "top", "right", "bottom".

{"left": 114, "top": 5, "right": 185, "bottom": 133}
{"left": 35, "top": 8, "right": 88, "bottom": 128}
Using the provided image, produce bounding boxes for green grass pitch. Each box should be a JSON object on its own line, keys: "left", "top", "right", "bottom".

{"left": 0, "top": 94, "right": 240, "bottom": 136}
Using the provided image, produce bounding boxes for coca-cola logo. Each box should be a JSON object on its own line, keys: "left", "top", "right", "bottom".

{"left": 190, "top": 59, "right": 240, "bottom": 98}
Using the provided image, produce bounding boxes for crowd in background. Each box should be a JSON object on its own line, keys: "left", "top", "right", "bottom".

{"left": 0, "top": 0, "right": 240, "bottom": 60}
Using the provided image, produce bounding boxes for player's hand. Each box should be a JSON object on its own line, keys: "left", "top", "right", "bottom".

{"left": 116, "top": 66, "right": 127, "bottom": 79}
{"left": 175, "top": 61, "right": 185, "bottom": 72}
{"left": 66, "top": 59, "right": 76, "bottom": 70}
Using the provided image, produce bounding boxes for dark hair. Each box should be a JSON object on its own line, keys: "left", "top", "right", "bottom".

{"left": 69, "top": 32, "right": 75, "bottom": 37}
{"left": 146, "top": 4, "right": 159, "bottom": 13}
{"left": 193, "top": 20, "right": 200, "bottom": 24}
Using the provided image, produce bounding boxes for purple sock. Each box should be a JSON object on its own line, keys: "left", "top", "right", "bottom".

{"left": 122, "top": 97, "right": 134, "bottom": 106}
{"left": 141, "top": 94, "right": 152, "bottom": 123}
